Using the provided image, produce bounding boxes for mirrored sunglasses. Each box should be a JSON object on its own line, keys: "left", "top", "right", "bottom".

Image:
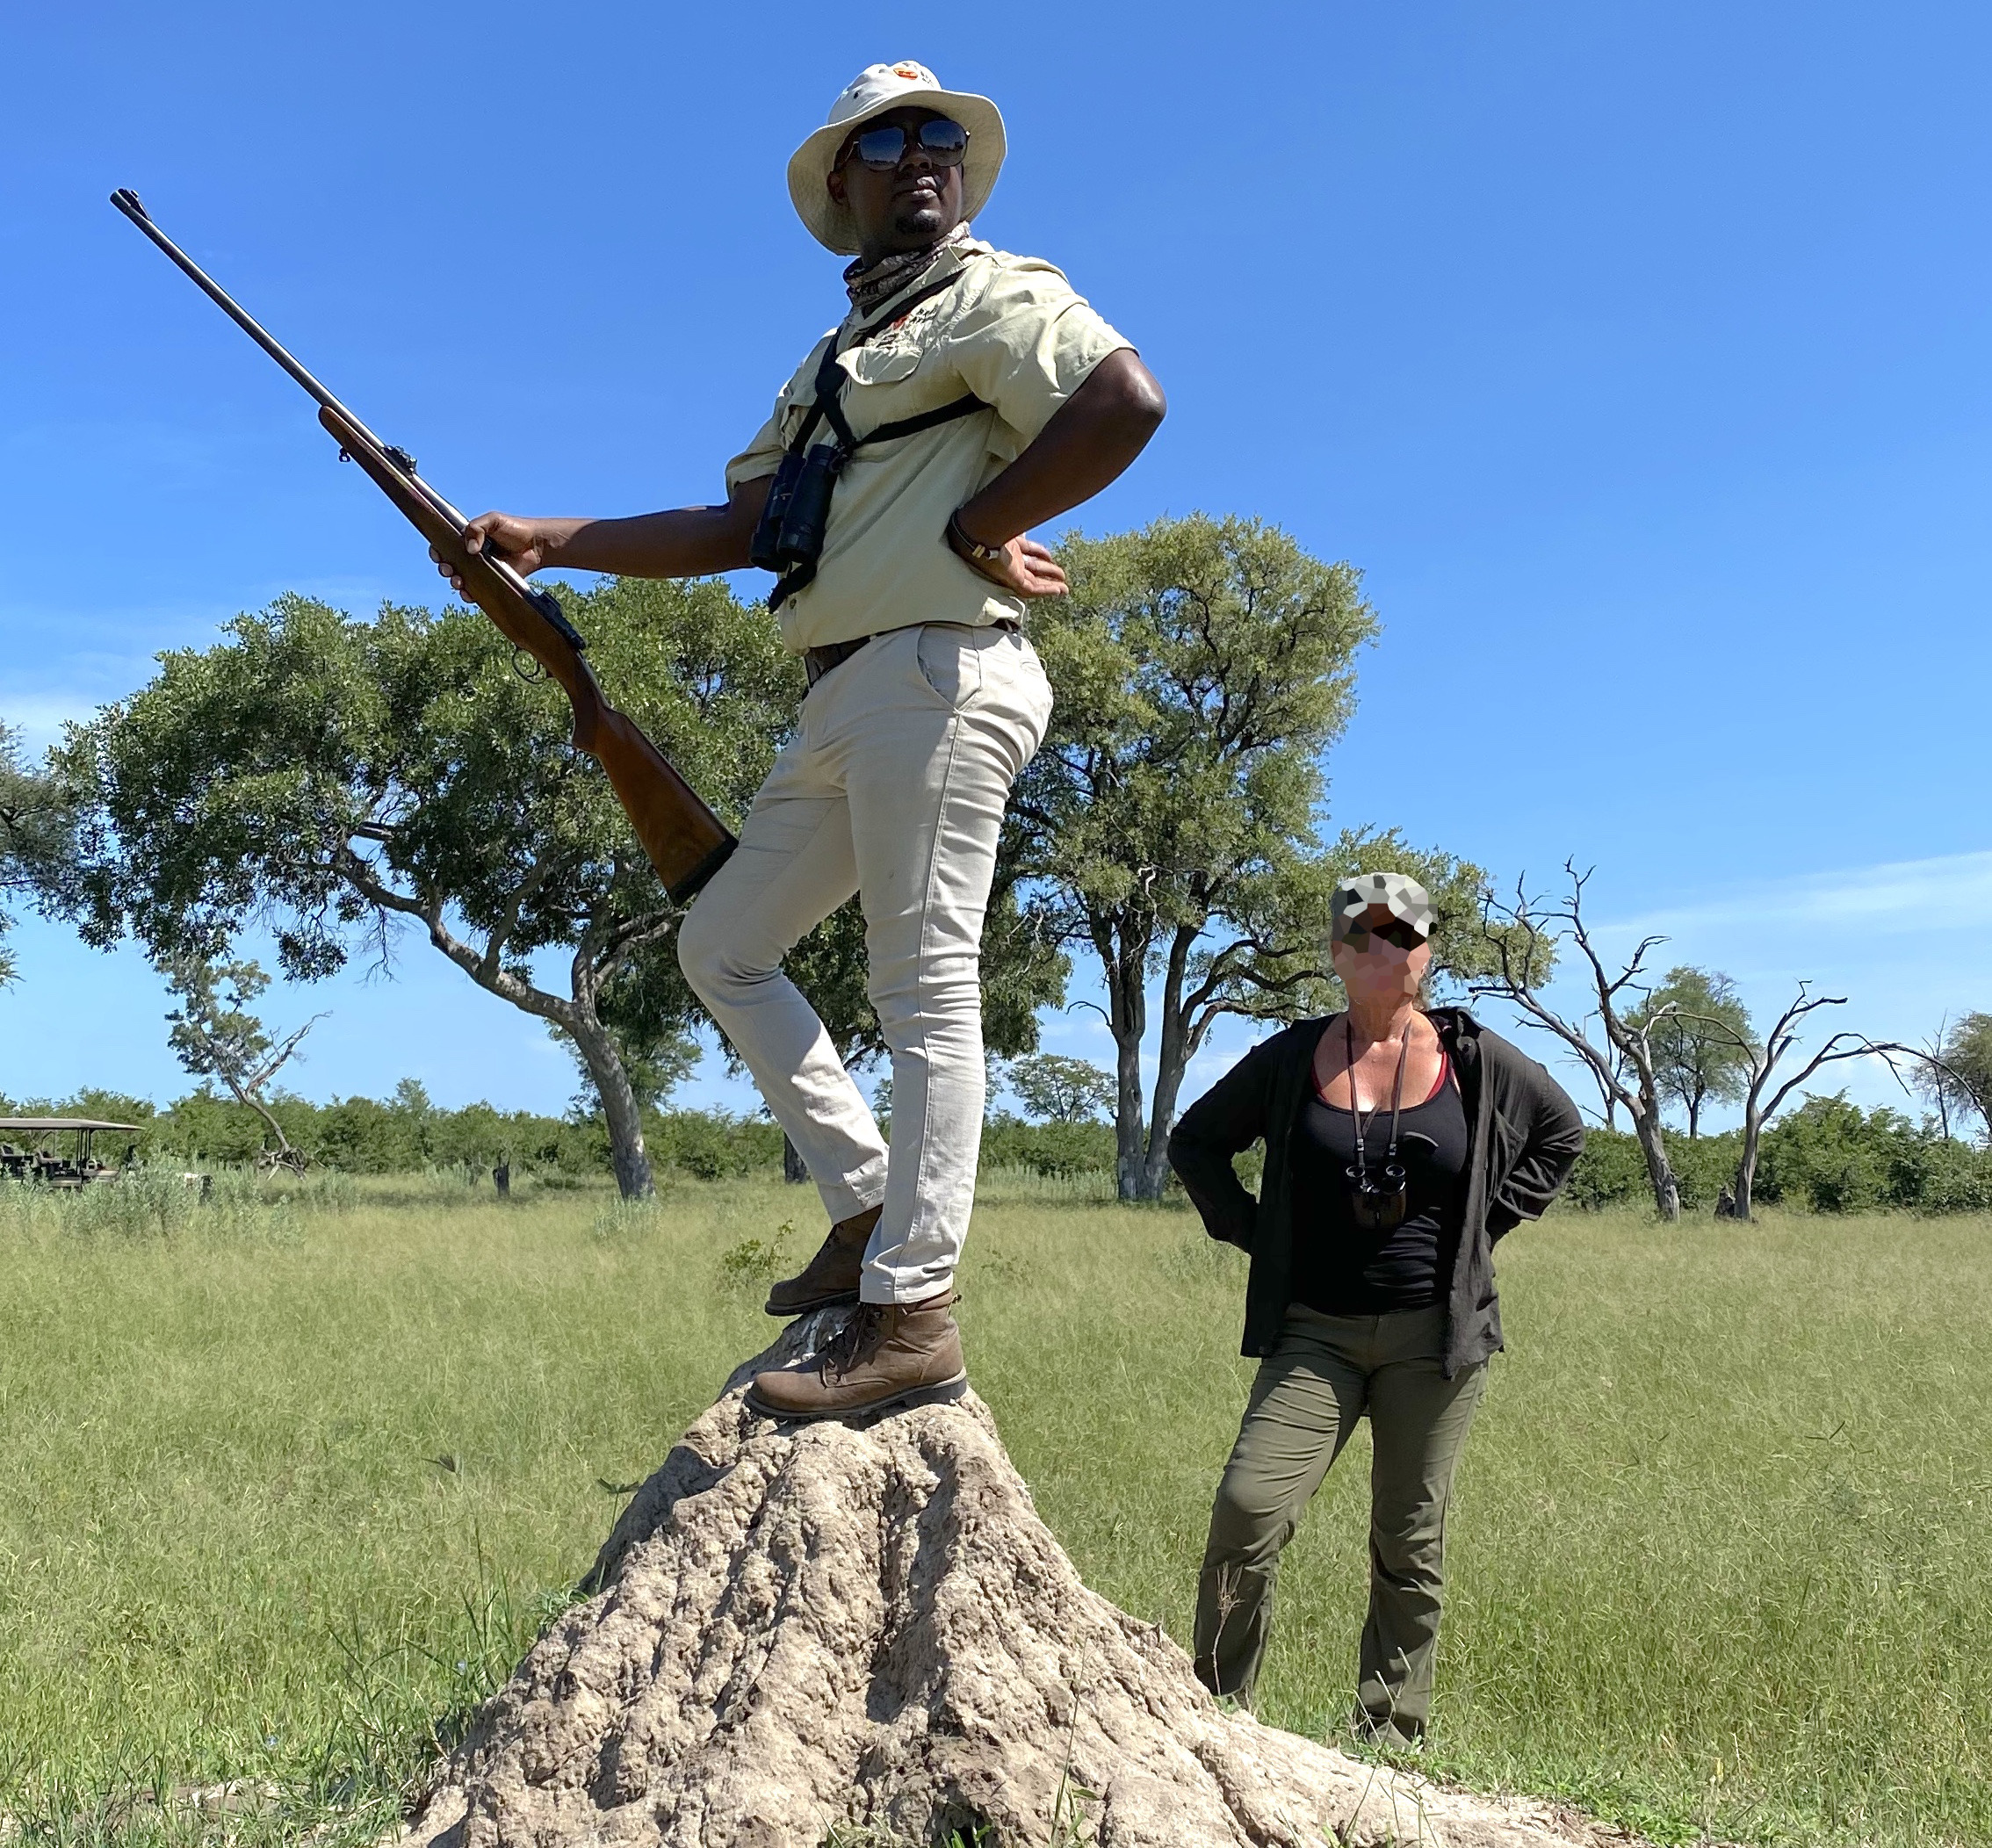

{"left": 846, "top": 119, "right": 971, "bottom": 171}
{"left": 1339, "top": 918, "right": 1426, "bottom": 953}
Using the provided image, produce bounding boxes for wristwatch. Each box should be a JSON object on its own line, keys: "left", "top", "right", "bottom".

{"left": 946, "top": 509, "right": 1010, "bottom": 578}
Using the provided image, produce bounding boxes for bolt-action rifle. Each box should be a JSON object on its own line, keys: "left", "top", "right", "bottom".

{"left": 109, "top": 189, "right": 737, "bottom": 905}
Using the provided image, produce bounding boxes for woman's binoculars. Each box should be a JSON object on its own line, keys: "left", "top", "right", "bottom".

{"left": 1346, "top": 1159, "right": 1411, "bottom": 1232}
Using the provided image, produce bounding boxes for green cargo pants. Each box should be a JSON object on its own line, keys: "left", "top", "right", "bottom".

{"left": 1193, "top": 1303, "right": 1486, "bottom": 1738}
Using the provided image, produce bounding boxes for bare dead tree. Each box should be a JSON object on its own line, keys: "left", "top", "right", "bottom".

{"left": 1916, "top": 1019, "right": 1956, "bottom": 1142}
{"left": 1866, "top": 1035, "right": 1987, "bottom": 1150}
{"left": 1715, "top": 985, "right": 1872, "bottom": 1220}
{"left": 1474, "top": 863, "right": 1682, "bottom": 1220}
{"left": 1880, "top": 1016, "right": 1992, "bottom": 1144}
{"left": 162, "top": 955, "right": 325, "bottom": 1173}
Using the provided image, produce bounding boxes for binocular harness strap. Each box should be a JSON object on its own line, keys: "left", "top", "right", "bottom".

{"left": 765, "top": 271, "right": 991, "bottom": 608}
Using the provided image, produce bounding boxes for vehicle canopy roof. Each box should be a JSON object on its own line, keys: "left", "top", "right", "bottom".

{"left": 0, "top": 1117, "right": 144, "bottom": 1133}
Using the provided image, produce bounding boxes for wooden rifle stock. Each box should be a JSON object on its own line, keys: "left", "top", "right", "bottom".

{"left": 317, "top": 405, "right": 736, "bottom": 902}
{"left": 111, "top": 187, "right": 736, "bottom": 906}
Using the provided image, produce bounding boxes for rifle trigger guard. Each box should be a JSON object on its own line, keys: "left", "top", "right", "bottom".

{"left": 510, "top": 647, "right": 547, "bottom": 686}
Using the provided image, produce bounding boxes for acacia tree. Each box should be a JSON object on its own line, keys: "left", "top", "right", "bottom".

{"left": 1012, "top": 515, "right": 1501, "bottom": 1201}
{"left": 1006, "top": 1054, "right": 1116, "bottom": 1123}
{"left": 1628, "top": 966, "right": 1755, "bottom": 1138}
{"left": 55, "top": 577, "right": 798, "bottom": 1198}
{"left": 1476, "top": 865, "right": 1686, "bottom": 1220}
{"left": 162, "top": 955, "right": 321, "bottom": 1170}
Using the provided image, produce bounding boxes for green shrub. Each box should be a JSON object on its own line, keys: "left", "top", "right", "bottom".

{"left": 978, "top": 1117, "right": 1117, "bottom": 1179}
{"left": 16, "top": 1079, "right": 1988, "bottom": 1213}
{"left": 646, "top": 1110, "right": 783, "bottom": 1180}
{"left": 1563, "top": 1130, "right": 1649, "bottom": 1209}
{"left": 1757, "top": 1096, "right": 1916, "bottom": 1212}
{"left": 1893, "top": 1137, "right": 1992, "bottom": 1214}
{"left": 1561, "top": 1103, "right": 1992, "bottom": 1216}
{"left": 718, "top": 1222, "right": 795, "bottom": 1285}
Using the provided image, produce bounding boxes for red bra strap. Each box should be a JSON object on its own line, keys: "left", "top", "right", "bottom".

{"left": 1421, "top": 1049, "right": 1452, "bottom": 1105}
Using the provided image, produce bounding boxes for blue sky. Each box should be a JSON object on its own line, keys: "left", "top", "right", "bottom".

{"left": 4, "top": 2, "right": 1988, "bottom": 1128}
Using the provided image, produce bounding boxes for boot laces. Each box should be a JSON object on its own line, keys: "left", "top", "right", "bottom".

{"left": 818, "top": 1302, "right": 885, "bottom": 1381}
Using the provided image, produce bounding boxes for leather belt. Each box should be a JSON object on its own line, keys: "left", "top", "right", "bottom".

{"left": 804, "top": 633, "right": 875, "bottom": 687}
{"left": 805, "top": 618, "right": 1018, "bottom": 689}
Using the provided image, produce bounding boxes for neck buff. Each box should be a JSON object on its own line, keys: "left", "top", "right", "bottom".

{"left": 843, "top": 221, "right": 978, "bottom": 317}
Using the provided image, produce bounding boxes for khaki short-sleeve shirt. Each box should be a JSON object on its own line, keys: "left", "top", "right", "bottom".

{"left": 726, "top": 242, "right": 1131, "bottom": 652}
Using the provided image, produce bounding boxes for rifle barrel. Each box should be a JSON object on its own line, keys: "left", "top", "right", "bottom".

{"left": 110, "top": 189, "right": 393, "bottom": 457}
{"left": 109, "top": 189, "right": 562, "bottom": 621}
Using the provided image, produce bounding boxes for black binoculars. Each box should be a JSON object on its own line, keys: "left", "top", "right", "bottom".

{"left": 1345, "top": 1160, "right": 1411, "bottom": 1232}
{"left": 750, "top": 442, "right": 848, "bottom": 581}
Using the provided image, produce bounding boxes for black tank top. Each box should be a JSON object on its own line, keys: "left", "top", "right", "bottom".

{"left": 1288, "top": 1057, "right": 1470, "bottom": 1316}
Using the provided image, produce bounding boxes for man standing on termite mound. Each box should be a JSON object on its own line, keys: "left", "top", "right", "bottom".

{"left": 439, "top": 62, "right": 1166, "bottom": 1418}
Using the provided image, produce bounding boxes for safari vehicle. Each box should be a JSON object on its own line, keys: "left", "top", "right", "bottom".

{"left": 0, "top": 1118, "right": 142, "bottom": 1188}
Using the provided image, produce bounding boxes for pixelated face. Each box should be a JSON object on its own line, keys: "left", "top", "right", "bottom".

{"left": 1332, "top": 904, "right": 1432, "bottom": 1007}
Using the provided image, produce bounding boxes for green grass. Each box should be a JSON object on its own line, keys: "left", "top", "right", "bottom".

{"left": 2, "top": 1172, "right": 1988, "bottom": 1846}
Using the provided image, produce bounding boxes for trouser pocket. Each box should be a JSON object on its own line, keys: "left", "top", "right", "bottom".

{"left": 914, "top": 623, "right": 985, "bottom": 711}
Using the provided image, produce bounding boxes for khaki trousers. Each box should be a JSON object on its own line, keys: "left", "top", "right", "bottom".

{"left": 1194, "top": 1303, "right": 1485, "bottom": 1736}
{"left": 677, "top": 623, "right": 1051, "bottom": 1304}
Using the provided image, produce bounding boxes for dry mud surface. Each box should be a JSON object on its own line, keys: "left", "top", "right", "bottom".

{"left": 401, "top": 1312, "right": 1648, "bottom": 1848}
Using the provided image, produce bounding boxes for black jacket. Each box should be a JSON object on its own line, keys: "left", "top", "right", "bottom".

{"left": 1167, "top": 1007, "right": 1585, "bottom": 1377}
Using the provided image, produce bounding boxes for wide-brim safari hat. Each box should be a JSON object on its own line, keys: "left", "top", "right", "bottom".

{"left": 788, "top": 61, "right": 1007, "bottom": 256}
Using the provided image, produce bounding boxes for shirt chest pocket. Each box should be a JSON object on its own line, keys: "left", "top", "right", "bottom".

{"left": 834, "top": 334, "right": 974, "bottom": 436}
{"left": 839, "top": 341, "right": 923, "bottom": 387}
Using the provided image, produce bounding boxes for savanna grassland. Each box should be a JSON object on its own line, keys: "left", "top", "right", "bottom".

{"left": 1, "top": 1171, "right": 1988, "bottom": 1847}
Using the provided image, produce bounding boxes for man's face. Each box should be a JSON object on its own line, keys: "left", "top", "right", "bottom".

{"left": 826, "top": 105, "right": 966, "bottom": 257}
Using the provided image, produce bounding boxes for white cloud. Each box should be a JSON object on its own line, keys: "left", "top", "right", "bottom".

{"left": 1599, "top": 849, "right": 1992, "bottom": 942}
{"left": 2, "top": 692, "right": 99, "bottom": 747}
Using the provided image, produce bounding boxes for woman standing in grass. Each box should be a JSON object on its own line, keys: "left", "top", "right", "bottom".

{"left": 1168, "top": 872, "right": 1584, "bottom": 1747}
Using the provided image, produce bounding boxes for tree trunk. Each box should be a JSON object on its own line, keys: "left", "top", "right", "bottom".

{"left": 570, "top": 1015, "right": 654, "bottom": 1200}
{"left": 1099, "top": 926, "right": 1151, "bottom": 1203}
{"left": 1130, "top": 927, "right": 1201, "bottom": 1202}
{"left": 1731, "top": 1116, "right": 1762, "bottom": 1222}
{"left": 1112, "top": 1024, "right": 1146, "bottom": 1202}
{"left": 1631, "top": 1107, "right": 1680, "bottom": 1221}
{"left": 339, "top": 863, "right": 673, "bottom": 1202}
{"left": 783, "top": 1134, "right": 809, "bottom": 1185}
{"left": 222, "top": 1076, "right": 303, "bottom": 1171}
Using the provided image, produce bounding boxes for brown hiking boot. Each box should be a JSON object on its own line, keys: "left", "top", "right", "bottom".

{"left": 763, "top": 1204, "right": 880, "bottom": 1317}
{"left": 745, "top": 1291, "right": 967, "bottom": 1422}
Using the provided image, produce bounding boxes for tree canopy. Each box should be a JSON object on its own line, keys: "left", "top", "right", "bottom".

{"left": 54, "top": 578, "right": 798, "bottom": 1196}
{"left": 0, "top": 721, "right": 72, "bottom": 989}
{"left": 1006, "top": 1053, "right": 1116, "bottom": 1124}
{"left": 1628, "top": 966, "right": 1756, "bottom": 1138}
{"left": 1911, "top": 1012, "right": 1992, "bottom": 1143}
{"left": 1013, "top": 513, "right": 1506, "bottom": 1199}
{"left": 162, "top": 954, "right": 321, "bottom": 1167}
